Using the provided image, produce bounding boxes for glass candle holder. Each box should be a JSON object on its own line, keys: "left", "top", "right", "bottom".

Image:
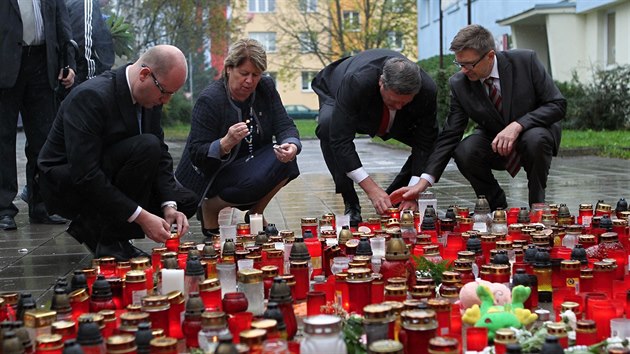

{"left": 238, "top": 268, "right": 265, "bottom": 316}
{"left": 576, "top": 319, "right": 598, "bottom": 346}
{"left": 123, "top": 270, "right": 147, "bottom": 307}
{"left": 166, "top": 290, "right": 185, "bottom": 340}
{"left": 141, "top": 295, "right": 171, "bottom": 337}
{"left": 346, "top": 268, "right": 372, "bottom": 315}
{"left": 199, "top": 278, "right": 222, "bottom": 311}
{"left": 216, "top": 263, "right": 237, "bottom": 298}
{"left": 289, "top": 261, "right": 309, "bottom": 301}
{"left": 466, "top": 326, "right": 488, "bottom": 351}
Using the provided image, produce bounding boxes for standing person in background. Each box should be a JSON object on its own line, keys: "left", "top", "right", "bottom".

{"left": 312, "top": 49, "right": 438, "bottom": 226}
{"left": 391, "top": 24, "right": 566, "bottom": 211}
{"left": 176, "top": 38, "right": 301, "bottom": 236}
{"left": 0, "top": 0, "right": 76, "bottom": 231}
{"left": 38, "top": 45, "right": 198, "bottom": 260}
{"left": 65, "top": 0, "right": 115, "bottom": 84}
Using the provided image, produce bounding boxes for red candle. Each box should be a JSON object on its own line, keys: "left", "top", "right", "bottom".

{"left": 575, "top": 319, "right": 598, "bottom": 346}
{"left": 335, "top": 273, "right": 350, "bottom": 311}
{"left": 427, "top": 299, "right": 451, "bottom": 337}
{"left": 347, "top": 268, "right": 373, "bottom": 315}
{"left": 300, "top": 217, "right": 318, "bottom": 238}
{"left": 167, "top": 290, "right": 185, "bottom": 340}
{"left": 199, "top": 278, "right": 222, "bottom": 311}
{"left": 306, "top": 291, "right": 326, "bottom": 316}
{"left": 165, "top": 235, "right": 180, "bottom": 252}
{"left": 591, "top": 302, "right": 615, "bottom": 340}
{"left": 99, "top": 257, "right": 117, "bottom": 278}
{"left": 141, "top": 295, "right": 171, "bottom": 337}
{"left": 466, "top": 326, "right": 488, "bottom": 351}
{"left": 123, "top": 270, "right": 147, "bottom": 307}
{"left": 371, "top": 274, "right": 385, "bottom": 304}
{"left": 289, "top": 261, "right": 309, "bottom": 301}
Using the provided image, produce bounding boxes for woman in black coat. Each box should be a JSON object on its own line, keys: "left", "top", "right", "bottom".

{"left": 176, "top": 38, "right": 301, "bottom": 235}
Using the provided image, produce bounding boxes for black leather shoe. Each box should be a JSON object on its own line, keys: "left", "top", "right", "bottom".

{"left": 66, "top": 220, "right": 98, "bottom": 254}
{"left": 202, "top": 227, "right": 220, "bottom": 238}
{"left": 344, "top": 202, "right": 362, "bottom": 227}
{"left": 0, "top": 215, "right": 17, "bottom": 231}
{"left": 96, "top": 240, "right": 149, "bottom": 261}
{"left": 30, "top": 213, "right": 68, "bottom": 225}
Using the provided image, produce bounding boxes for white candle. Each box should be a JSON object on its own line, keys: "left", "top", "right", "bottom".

{"left": 249, "top": 213, "right": 264, "bottom": 235}
{"left": 161, "top": 269, "right": 184, "bottom": 295}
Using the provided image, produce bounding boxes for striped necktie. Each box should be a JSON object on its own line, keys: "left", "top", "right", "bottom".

{"left": 484, "top": 77, "right": 521, "bottom": 177}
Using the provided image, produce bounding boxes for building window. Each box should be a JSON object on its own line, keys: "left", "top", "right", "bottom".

{"left": 301, "top": 71, "right": 317, "bottom": 91}
{"left": 299, "top": 0, "right": 317, "bottom": 13}
{"left": 248, "top": 0, "right": 275, "bottom": 13}
{"left": 387, "top": 31, "right": 403, "bottom": 51}
{"left": 343, "top": 11, "right": 360, "bottom": 32}
{"left": 386, "top": 0, "right": 404, "bottom": 13}
{"left": 299, "top": 32, "right": 317, "bottom": 53}
{"left": 607, "top": 12, "right": 616, "bottom": 66}
{"left": 249, "top": 32, "right": 277, "bottom": 52}
{"left": 419, "top": 0, "right": 429, "bottom": 26}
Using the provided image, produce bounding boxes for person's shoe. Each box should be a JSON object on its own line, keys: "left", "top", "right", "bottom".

{"left": 0, "top": 215, "right": 17, "bottom": 231}
{"left": 344, "top": 201, "right": 362, "bottom": 227}
{"left": 29, "top": 203, "right": 68, "bottom": 225}
{"left": 66, "top": 220, "right": 98, "bottom": 254}
{"left": 19, "top": 185, "right": 29, "bottom": 203}
{"left": 202, "top": 227, "right": 220, "bottom": 238}
{"left": 95, "top": 240, "right": 147, "bottom": 261}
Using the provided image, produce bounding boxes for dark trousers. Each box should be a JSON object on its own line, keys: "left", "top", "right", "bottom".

{"left": 315, "top": 102, "right": 413, "bottom": 203}
{"left": 0, "top": 45, "right": 54, "bottom": 217}
{"left": 39, "top": 134, "right": 198, "bottom": 243}
{"left": 453, "top": 127, "right": 555, "bottom": 210}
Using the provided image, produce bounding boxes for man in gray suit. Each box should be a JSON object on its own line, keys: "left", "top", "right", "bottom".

{"left": 391, "top": 24, "right": 566, "bottom": 211}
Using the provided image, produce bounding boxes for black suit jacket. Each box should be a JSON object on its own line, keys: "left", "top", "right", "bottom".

{"left": 424, "top": 49, "right": 566, "bottom": 182}
{"left": 0, "top": 0, "right": 76, "bottom": 89}
{"left": 312, "top": 49, "right": 438, "bottom": 175}
{"left": 38, "top": 65, "right": 180, "bottom": 222}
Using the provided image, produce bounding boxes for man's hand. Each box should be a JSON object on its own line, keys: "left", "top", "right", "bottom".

{"left": 358, "top": 177, "right": 392, "bottom": 215}
{"left": 134, "top": 209, "right": 171, "bottom": 243}
{"left": 58, "top": 68, "right": 75, "bottom": 88}
{"left": 390, "top": 179, "right": 431, "bottom": 205}
{"left": 273, "top": 143, "right": 298, "bottom": 163}
{"left": 492, "top": 121, "right": 523, "bottom": 156}
{"left": 399, "top": 200, "right": 418, "bottom": 212}
{"left": 163, "top": 207, "right": 190, "bottom": 237}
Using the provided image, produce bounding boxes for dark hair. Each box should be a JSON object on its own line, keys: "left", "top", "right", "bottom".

{"left": 222, "top": 38, "right": 267, "bottom": 77}
{"left": 449, "top": 24, "right": 495, "bottom": 55}
{"left": 381, "top": 57, "right": 422, "bottom": 95}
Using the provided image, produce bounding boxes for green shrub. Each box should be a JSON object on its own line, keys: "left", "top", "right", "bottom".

{"left": 558, "top": 65, "right": 630, "bottom": 130}
{"left": 161, "top": 92, "right": 193, "bottom": 127}
{"left": 418, "top": 54, "right": 458, "bottom": 126}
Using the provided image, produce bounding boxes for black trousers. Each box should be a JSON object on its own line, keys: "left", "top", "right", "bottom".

{"left": 0, "top": 45, "right": 55, "bottom": 217}
{"left": 315, "top": 102, "right": 413, "bottom": 203}
{"left": 39, "top": 134, "right": 198, "bottom": 242}
{"left": 453, "top": 127, "right": 555, "bottom": 210}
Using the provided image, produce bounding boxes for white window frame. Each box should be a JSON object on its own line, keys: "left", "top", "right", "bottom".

{"left": 299, "top": 32, "right": 317, "bottom": 53}
{"left": 606, "top": 11, "right": 616, "bottom": 66}
{"left": 301, "top": 71, "right": 317, "bottom": 91}
{"left": 299, "top": 0, "right": 317, "bottom": 13}
{"left": 248, "top": 32, "right": 277, "bottom": 53}
{"left": 343, "top": 11, "right": 360, "bottom": 32}
{"left": 248, "top": 0, "right": 275, "bottom": 13}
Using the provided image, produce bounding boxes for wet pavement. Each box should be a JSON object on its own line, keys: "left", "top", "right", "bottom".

{"left": 2, "top": 131, "right": 629, "bottom": 302}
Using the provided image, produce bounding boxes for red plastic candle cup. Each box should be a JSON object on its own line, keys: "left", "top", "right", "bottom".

{"left": 466, "top": 327, "right": 488, "bottom": 351}
{"left": 228, "top": 311, "right": 253, "bottom": 344}
{"left": 306, "top": 291, "right": 326, "bottom": 316}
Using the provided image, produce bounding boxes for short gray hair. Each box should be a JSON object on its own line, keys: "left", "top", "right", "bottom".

{"left": 449, "top": 24, "right": 495, "bottom": 55}
{"left": 222, "top": 38, "right": 267, "bottom": 78}
{"left": 381, "top": 57, "right": 422, "bottom": 95}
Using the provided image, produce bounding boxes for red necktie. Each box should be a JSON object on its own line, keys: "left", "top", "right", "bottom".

{"left": 484, "top": 77, "right": 521, "bottom": 177}
{"left": 377, "top": 104, "right": 390, "bottom": 136}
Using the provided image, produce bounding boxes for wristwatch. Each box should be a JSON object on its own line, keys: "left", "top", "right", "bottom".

{"left": 163, "top": 202, "right": 178, "bottom": 211}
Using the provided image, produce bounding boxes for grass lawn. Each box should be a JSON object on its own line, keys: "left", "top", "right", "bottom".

{"left": 164, "top": 121, "right": 629, "bottom": 159}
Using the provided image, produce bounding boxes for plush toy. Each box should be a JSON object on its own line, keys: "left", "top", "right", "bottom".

{"left": 461, "top": 284, "right": 538, "bottom": 341}
{"left": 458, "top": 279, "right": 512, "bottom": 310}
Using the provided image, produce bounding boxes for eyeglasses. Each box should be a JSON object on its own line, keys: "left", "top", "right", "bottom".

{"left": 453, "top": 51, "right": 490, "bottom": 70}
{"left": 141, "top": 64, "right": 176, "bottom": 96}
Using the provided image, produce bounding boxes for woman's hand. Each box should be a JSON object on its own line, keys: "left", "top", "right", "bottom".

{"left": 273, "top": 143, "right": 298, "bottom": 163}
{"left": 221, "top": 122, "right": 250, "bottom": 153}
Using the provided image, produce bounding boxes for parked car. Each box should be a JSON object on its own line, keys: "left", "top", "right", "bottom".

{"left": 284, "top": 104, "right": 318, "bottom": 120}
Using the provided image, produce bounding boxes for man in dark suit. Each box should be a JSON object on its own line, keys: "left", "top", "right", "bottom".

{"left": 38, "top": 45, "right": 198, "bottom": 260}
{"left": 0, "top": 0, "right": 76, "bottom": 230}
{"left": 391, "top": 25, "right": 566, "bottom": 211}
{"left": 312, "top": 49, "right": 438, "bottom": 226}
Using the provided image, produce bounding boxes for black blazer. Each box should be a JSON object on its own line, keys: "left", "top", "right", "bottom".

{"left": 38, "top": 65, "right": 180, "bottom": 222}
{"left": 312, "top": 49, "right": 439, "bottom": 175}
{"left": 424, "top": 49, "right": 566, "bottom": 182}
{"left": 0, "top": 0, "right": 75, "bottom": 89}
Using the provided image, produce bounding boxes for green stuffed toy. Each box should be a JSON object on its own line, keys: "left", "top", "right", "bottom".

{"left": 462, "top": 284, "right": 538, "bottom": 341}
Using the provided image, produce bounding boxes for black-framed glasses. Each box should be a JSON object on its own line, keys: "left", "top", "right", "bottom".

{"left": 453, "top": 50, "right": 490, "bottom": 70}
{"left": 141, "top": 64, "right": 176, "bottom": 96}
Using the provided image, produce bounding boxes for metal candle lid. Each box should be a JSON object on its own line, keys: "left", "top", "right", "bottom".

{"left": 362, "top": 303, "right": 394, "bottom": 323}
{"left": 400, "top": 309, "right": 437, "bottom": 330}
{"left": 303, "top": 315, "right": 342, "bottom": 335}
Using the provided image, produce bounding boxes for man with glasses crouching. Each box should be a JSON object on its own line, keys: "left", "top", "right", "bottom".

{"left": 38, "top": 45, "right": 198, "bottom": 260}
{"left": 391, "top": 24, "right": 566, "bottom": 212}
